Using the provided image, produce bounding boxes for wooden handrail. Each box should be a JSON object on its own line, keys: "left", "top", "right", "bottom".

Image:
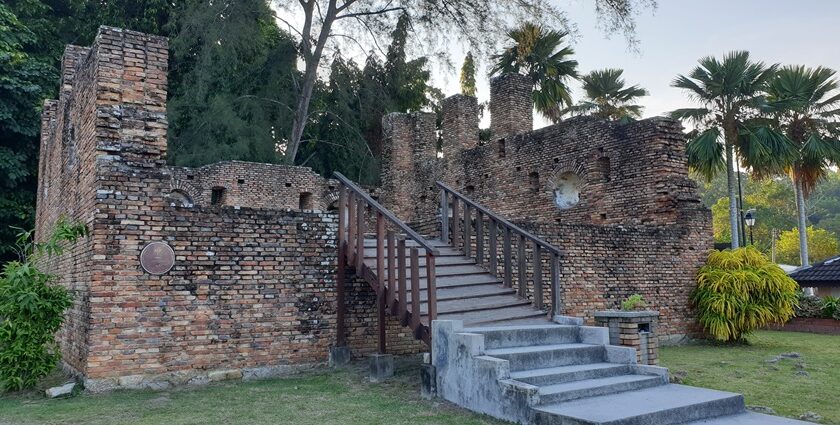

{"left": 436, "top": 181, "right": 564, "bottom": 256}
{"left": 334, "top": 172, "right": 440, "bottom": 255}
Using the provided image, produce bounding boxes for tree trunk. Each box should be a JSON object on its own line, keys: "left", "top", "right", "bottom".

{"left": 725, "top": 140, "right": 740, "bottom": 249}
{"left": 286, "top": 63, "right": 319, "bottom": 164}
{"left": 794, "top": 178, "right": 810, "bottom": 266}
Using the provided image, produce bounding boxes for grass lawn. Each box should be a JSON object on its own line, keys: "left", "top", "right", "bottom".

{"left": 661, "top": 330, "right": 840, "bottom": 425}
{"left": 0, "top": 357, "right": 506, "bottom": 425}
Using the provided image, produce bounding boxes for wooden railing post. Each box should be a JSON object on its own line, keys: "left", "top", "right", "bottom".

{"left": 410, "top": 248, "right": 421, "bottom": 331}
{"left": 517, "top": 235, "right": 527, "bottom": 298}
{"left": 336, "top": 187, "right": 347, "bottom": 346}
{"left": 440, "top": 189, "right": 449, "bottom": 243}
{"left": 476, "top": 212, "right": 484, "bottom": 265}
{"left": 503, "top": 227, "right": 512, "bottom": 287}
{"left": 451, "top": 199, "right": 461, "bottom": 249}
{"left": 426, "top": 252, "right": 437, "bottom": 323}
{"left": 376, "top": 213, "right": 386, "bottom": 354}
{"left": 551, "top": 252, "right": 560, "bottom": 318}
{"left": 534, "top": 244, "right": 543, "bottom": 310}
{"left": 387, "top": 231, "right": 396, "bottom": 315}
{"left": 398, "top": 238, "right": 408, "bottom": 325}
{"left": 489, "top": 219, "right": 497, "bottom": 277}
{"left": 464, "top": 204, "right": 472, "bottom": 258}
{"left": 347, "top": 192, "right": 356, "bottom": 265}
{"left": 355, "top": 198, "right": 365, "bottom": 274}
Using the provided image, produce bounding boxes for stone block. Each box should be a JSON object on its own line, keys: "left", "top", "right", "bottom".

{"left": 46, "top": 382, "right": 76, "bottom": 398}
{"left": 329, "top": 346, "right": 351, "bottom": 368}
{"left": 368, "top": 353, "right": 394, "bottom": 383}
{"left": 420, "top": 363, "right": 436, "bottom": 399}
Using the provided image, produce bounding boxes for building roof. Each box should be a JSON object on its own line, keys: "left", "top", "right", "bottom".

{"left": 789, "top": 255, "right": 840, "bottom": 286}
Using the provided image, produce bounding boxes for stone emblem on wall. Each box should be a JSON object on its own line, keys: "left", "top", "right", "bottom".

{"left": 140, "top": 242, "right": 175, "bottom": 275}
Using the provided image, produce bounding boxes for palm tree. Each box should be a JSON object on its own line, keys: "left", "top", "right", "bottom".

{"left": 670, "top": 51, "right": 778, "bottom": 249}
{"left": 490, "top": 22, "right": 578, "bottom": 123}
{"left": 562, "top": 68, "right": 648, "bottom": 121}
{"left": 763, "top": 66, "right": 840, "bottom": 267}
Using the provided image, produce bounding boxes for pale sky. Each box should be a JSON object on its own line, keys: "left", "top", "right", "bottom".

{"left": 428, "top": 0, "right": 840, "bottom": 128}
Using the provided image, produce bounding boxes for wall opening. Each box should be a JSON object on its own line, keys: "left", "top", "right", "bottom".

{"left": 497, "top": 139, "right": 506, "bottom": 158}
{"left": 211, "top": 187, "right": 226, "bottom": 205}
{"left": 551, "top": 172, "right": 582, "bottom": 210}
{"left": 169, "top": 190, "right": 194, "bottom": 208}
{"left": 529, "top": 172, "right": 540, "bottom": 193}
{"left": 465, "top": 185, "right": 475, "bottom": 195}
{"left": 299, "top": 192, "right": 314, "bottom": 210}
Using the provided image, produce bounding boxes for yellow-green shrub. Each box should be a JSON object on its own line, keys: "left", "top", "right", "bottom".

{"left": 694, "top": 247, "right": 798, "bottom": 342}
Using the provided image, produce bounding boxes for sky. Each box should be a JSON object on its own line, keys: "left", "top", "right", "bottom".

{"left": 427, "top": 0, "right": 840, "bottom": 128}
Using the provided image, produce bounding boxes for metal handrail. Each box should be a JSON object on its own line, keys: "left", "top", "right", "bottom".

{"left": 436, "top": 181, "right": 563, "bottom": 256}
{"left": 334, "top": 172, "right": 439, "bottom": 255}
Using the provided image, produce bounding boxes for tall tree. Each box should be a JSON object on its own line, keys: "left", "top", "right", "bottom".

{"left": 166, "top": 0, "right": 299, "bottom": 166}
{"left": 460, "top": 52, "right": 477, "bottom": 97}
{"left": 562, "top": 68, "right": 647, "bottom": 121}
{"left": 272, "top": 0, "right": 655, "bottom": 164}
{"left": 0, "top": 4, "right": 53, "bottom": 262}
{"left": 490, "top": 22, "right": 578, "bottom": 122}
{"left": 670, "top": 51, "right": 779, "bottom": 249}
{"left": 762, "top": 65, "right": 840, "bottom": 266}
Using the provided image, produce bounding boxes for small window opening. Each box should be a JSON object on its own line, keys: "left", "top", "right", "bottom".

{"left": 237, "top": 178, "right": 245, "bottom": 184}
{"left": 465, "top": 185, "right": 475, "bottom": 195}
{"left": 299, "top": 192, "right": 314, "bottom": 210}
{"left": 639, "top": 323, "right": 651, "bottom": 333}
{"left": 285, "top": 182, "right": 292, "bottom": 188}
{"left": 484, "top": 173, "right": 490, "bottom": 179}
{"left": 553, "top": 157, "right": 560, "bottom": 164}
{"left": 529, "top": 172, "right": 540, "bottom": 193}
{"left": 497, "top": 139, "right": 506, "bottom": 158}
{"left": 600, "top": 213, "right": 607, "bottom": 220}
{"left": 211, "top": 187, "right": 226, "bottom": 205}
{"left": 187, "top": 174, "right": 195, "bottom": 180}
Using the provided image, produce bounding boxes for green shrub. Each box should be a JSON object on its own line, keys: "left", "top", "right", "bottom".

{"left": 795, "top": 293, "right": 824, "bottom": 318}
{"left": 821, "top": 296, "right": 840, "bottom": 319}
{"left": 694, "top": 247, "right": 799, "bottom": 342}
{"left": 621, "top": 294, "right": 647, "bottom": 311}
{"left": 0, "top": 219, "right": 87, "bottom": 391}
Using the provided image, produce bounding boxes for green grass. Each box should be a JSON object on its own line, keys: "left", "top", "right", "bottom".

{"left": 661, "top": 330, "right": 840, "bottom": 424}
{"left": 0, "top": 358, "right": 506, "bottom": 425}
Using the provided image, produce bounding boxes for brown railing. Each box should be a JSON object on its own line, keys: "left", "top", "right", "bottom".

{"left": 437, "top": 181, "right": 564, "bottom": 317}
{"left": 334, "top": 172, "right": 439, "bottom": 349}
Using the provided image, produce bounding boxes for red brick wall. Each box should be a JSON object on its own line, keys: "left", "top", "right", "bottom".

{"left": 35, "top": 26, "right": 422, "bottom": 389}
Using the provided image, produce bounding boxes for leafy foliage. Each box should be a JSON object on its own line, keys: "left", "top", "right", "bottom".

{"left": 620, "top": 294, "right": 647, "bottom": 311}
{"left": 0, "top": 218, "right": 87, "bottom": 391}
{"left": 776, "top": 226, "right": 839, "bottom": 265}
{"left": 491, "top": 22, "right": 578, "bottom": 123}
{"left": 694, "top": 247, "right": 798, "bottom": 342}
{"left": 460, "top": 52, "right": 477, "bottom": 97}
{"left": 166, "top": 0, "right": 298, "bottom": 166}
{"left": 562, "top": 68, "right": 647, "bottom": 121}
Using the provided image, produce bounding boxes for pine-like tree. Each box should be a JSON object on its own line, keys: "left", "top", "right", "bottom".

{"left": 460, "top": 52, "right": 477, "bottom": 97}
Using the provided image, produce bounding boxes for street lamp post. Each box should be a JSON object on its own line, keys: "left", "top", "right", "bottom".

{"left": 744, "top": 209, "right": 756, "bottom": 246}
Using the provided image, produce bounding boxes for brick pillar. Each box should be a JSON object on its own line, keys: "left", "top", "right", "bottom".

{"left": 381, "top": 112, "right": 438, "bottom": 223}
{"left": 490, "top": 73, "right": 533, "bottom": 141}
{"left": 440, "top": 94, "right": 479, "bottom": 186}
{"left": 594, "top": 311, "right": 660, "bottom": 365}
{"left": 93, "top": 26, "right": 169, "bottom": 168}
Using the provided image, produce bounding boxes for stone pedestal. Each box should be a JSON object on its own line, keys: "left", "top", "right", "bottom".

{"left": 420, "top": 364, "right": 437, "bottom": 399}
{"left": 368, "top": 353, "right": 394, "bottom": 383}
{"left": 329, "top": 346, "right": 351, "bottom": 368}
{"left": 594, "top": 311, "right": 659, "bottom": 365}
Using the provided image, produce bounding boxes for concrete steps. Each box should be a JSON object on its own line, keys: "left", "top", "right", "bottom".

{"left": 433, "top": 321, "right": 809, "bottom": 425}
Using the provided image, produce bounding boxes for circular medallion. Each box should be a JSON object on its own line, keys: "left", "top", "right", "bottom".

{"left": 140, "top": 242, "right": 175, "bottom": 275}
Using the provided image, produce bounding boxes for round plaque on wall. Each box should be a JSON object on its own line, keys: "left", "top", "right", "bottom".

{"left": 140, "top": 242, "right": 175, "bottom": 275}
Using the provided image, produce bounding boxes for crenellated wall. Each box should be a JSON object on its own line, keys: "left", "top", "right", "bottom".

{"left": 379, "top": 74, "right": 713, "bottom": 340}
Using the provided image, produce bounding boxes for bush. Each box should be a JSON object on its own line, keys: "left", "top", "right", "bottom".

{"left": 0, "top": 219, "right": 87, "bottom": 391}
{"left": 822, "top": 296, "right": 840, "bottom": 318}
{"left": 621, "top": 294, "right": 647, "bottom": 311}
{"left": 795, "top": 293, "right": 825, "bottom": 318}
{"left": 694, "top": 247, "right": 799, "bottom": 342}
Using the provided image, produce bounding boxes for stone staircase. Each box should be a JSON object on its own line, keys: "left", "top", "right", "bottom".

{"left": 433, "top": 321, "right": 809, "bottom": 425}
